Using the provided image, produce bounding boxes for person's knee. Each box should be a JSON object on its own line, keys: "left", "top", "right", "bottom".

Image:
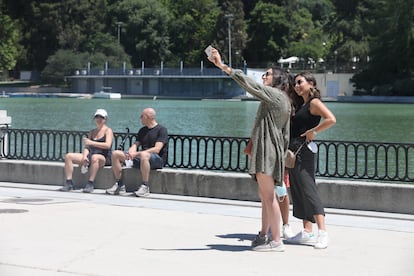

{"left": 111, "top": 150, "right": 124, "bottom": 162}
{"left": 139, "top": 152, "right": 151, "bottom": 161}
{"left": 90, "top": 155, "right": 104, "bottom": 165}
{"left": 65, "top": 153, "right": 75, "bottom": 163}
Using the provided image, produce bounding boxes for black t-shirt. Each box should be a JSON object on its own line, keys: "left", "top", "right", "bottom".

{"left": 135, "top": 124, "right": 169, "bottom": 164}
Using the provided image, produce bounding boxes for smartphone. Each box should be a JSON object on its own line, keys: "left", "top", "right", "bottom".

{"left": 204, "top": 45, "right": 213, "bottom": 58}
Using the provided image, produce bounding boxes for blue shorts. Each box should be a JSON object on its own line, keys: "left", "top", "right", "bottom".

{"left": 133, "top": 153, "right": 164, "bottom": 170}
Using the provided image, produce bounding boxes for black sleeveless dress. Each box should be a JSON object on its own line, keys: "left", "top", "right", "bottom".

{"left": 289, "top": 99, "right": 325, "bottom": 222}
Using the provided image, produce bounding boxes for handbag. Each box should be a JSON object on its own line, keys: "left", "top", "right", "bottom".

{"left": 285, "top": 142, "right": 306, "bottom": 169}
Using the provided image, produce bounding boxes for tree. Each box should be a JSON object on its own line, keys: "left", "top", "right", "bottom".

{"left": 3, "top": 0, "right": 109, "bottom": 71}
{"left": 41, "top": 49, "right": 85, "bottom": 84}
{"left": 286, "top": 6, "right": 326, "bottom": 70}
{"left": 0, "top": 7, "right": 20, "bottom": 78}
{"left": 214, "top": 0, "right": 247, "bottom": 67}
{"left": 111, "top": 0, "right": 171, "bottom": 67}
{"left": 166, "top": 0, "right": 220, "bottom": 66}
{"left": 327, "top": 0, "right": 373, "bottom": 71}
{"left": 352, "top": 0, "right": 414, "bottom": 95}
{"left": 83, "top": 32, "right": 131, "bottom": 69}
{"left": 57, "top": 0, "right": 108, "bottom": 51}
{"left": 296, "top": 0, "right": 334, "bottom": 26}
{"left": 243, "top": 1, "right": 289, "bottom": 66}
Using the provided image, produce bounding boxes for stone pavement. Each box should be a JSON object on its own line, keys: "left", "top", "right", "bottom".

{"left": 0, "top": 182, "right": 413, "bottom": 276}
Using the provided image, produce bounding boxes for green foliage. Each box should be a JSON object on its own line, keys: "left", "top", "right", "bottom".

{"left": 111, "top": 0, "right": 171, "bottom": 67}
{"left": 352, "top": 0, "right": 414, "bottom": 95}
{"left": 214, "top": 0, "right": 247, "bottom": 67}
{"left": 327, "top": 0, "right": 373, "bottom": 67}
{"left": 287, "top": 7, "right": 326, "bottom": 63}
{"left": 1, "top": 0, "right": 412, "bottom": 95}
{"left": 244, "top": 1, "right": 327, "bottom": 67}
{"left": 0, "top": 7, "right": 20, "bottom": 72}
{"left": 297, "top": 0, "right": 334, "bottom": 25}
{"left": 166, "top": 0, "right": 221, "bottom": 66}
{"left": 83, "top": 32, "right": 132, "bottom": 68}
{"left": 244, "top": 1, "right": 289, "bottom": 65}
{"left": 41, "top": 50, "right": 85, "bottom": 84}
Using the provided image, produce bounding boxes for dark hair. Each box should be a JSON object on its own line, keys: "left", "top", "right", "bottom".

{"left": 287, "top": 73, "right": 303, "bottom": 113}
{"left": 270, "top": 67, "right": 289, "bottom": 91}
{"left": 294, "top": 71, "right": 321, "bottom": 99}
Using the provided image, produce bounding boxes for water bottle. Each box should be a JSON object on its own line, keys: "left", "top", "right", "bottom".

{"left": 124, "top": 159, "right": 133, "bottom": 168}
{"left": 81, "top": 165, "right": 88, "bottom": 174}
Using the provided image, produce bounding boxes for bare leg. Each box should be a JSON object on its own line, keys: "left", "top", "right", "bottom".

{"left": 111, "top": 150, "right": 126, "bottom": 181}
{"left": 64, "top": 152, "right": 83, "bottom": 180}
{"left": 88, "top": 154, "right": 106, "bottom": 182}
{"left": 139, "top": 151, "right": 151, "bottom": 183}
{"left": 303, "top": 220, "right": 313, "bottom": 232}
{"left": 256, "top": 173, "right": 281, "bottom": 242}
{"left": 259, "top": 200, "right": 269, "bottom": 236}
{"left": 279, "top": 194, "right": 290, "bottom": 225}
{"left": 314, "top": 214, "right": 326, "bottom": 231}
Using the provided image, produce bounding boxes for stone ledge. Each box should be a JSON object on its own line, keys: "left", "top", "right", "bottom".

{"left": 0, "top": 159, "right": 413, "bottom": 214}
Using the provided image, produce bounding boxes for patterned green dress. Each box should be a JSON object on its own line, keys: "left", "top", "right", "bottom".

{"left": 230, "top": 69, "right": 291, "bottom": 185}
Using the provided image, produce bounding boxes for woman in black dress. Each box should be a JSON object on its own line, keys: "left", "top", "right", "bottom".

{"left": 287, "top": 72, "right": 336, "bottom": 249}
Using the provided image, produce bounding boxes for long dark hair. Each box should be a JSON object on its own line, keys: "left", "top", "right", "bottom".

{"left": 295, "top": 71, "right": 321, "bottom": 100}
{"left": 270, "top": 67, "right": 289, "bottom": 91}
{"left": 286, "top": 73, "right": 302, "bottom": 113}
{"left": 268, "top": 67, "right": 296, "bottom": 117}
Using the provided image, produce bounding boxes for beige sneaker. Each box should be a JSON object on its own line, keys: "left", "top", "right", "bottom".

{"left": 252, "top": 240, "right": 285, "bottom": 252}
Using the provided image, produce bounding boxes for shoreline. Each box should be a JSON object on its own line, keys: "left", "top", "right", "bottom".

{"left": 1, "top": 89, "right": 414, "bottom": 103}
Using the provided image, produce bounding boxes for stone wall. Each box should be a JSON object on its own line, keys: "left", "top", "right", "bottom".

{"left": 1, "top": 159, "right": 413, "bottom": 214}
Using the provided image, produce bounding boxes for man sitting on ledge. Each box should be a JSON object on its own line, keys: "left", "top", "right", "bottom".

{"left": 106, "top": 107, "right": 168, "bottom": 197}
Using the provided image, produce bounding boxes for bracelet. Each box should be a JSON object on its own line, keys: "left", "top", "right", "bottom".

{"left": 313, "top": 130, "right": 318, "bottom": 136}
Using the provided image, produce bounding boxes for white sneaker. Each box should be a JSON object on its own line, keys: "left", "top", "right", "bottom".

{"left": 106, "top": 182, "right": 126, "bottom": 195}
{"left": 135, "top": 184, "right": 149, "bottom": 197}
{"left": 314, "top": 230, "right": 329, "bottom": 249}
{"left": 285, "top": 230, "right": 316, "bottom": 245}
{"left": 252, "top": 240, "right": 285, "bottom": 252}
{"left": 282, "top": 224, "right": 295, "bottom": 239}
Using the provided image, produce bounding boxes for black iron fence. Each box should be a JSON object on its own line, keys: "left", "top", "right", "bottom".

{"left": 1, "top": 128, "right": 413, "bottom": 182}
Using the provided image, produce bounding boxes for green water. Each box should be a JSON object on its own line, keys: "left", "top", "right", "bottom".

{"left": 1, "top": 98, "right": 413, "bottom": 143}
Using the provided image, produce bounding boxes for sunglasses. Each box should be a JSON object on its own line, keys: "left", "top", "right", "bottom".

{"left": 262, "top": 71, "right": 272, "bottom": 78}
{"left": 295, "top": 79, "right": 305, "bottom": 86}
{"left": 94, "top": 115, "right": 105, "bottom": 119}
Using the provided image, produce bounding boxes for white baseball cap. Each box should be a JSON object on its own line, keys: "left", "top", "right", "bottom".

{"left": 94, "top": 109, "right": 108, "bottom": 118}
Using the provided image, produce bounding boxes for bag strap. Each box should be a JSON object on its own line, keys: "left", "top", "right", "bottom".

{"left": 294, "top": 141, "right": 306, "bottom": 155}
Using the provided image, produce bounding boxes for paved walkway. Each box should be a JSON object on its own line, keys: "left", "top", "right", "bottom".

{"left": 0, "top": 182, "right": 413, "bottom": 276}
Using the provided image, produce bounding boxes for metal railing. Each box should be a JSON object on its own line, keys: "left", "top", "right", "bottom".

{"left": 1, "top": 128, "right": 413, "bottom": 182}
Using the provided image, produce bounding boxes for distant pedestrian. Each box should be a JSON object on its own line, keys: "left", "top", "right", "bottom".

{"left": 60, "top": 109, "right": 113, "bottom": 193}
{"left": 209, "top": 47, "right": 291, "bottom": 252}
{"left": 285, "top": 72, "right": 336, "bottom": 249}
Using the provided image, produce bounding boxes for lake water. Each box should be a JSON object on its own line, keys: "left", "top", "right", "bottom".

{"left": 1, "top": 98, "right": 413, "bottom": 143}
